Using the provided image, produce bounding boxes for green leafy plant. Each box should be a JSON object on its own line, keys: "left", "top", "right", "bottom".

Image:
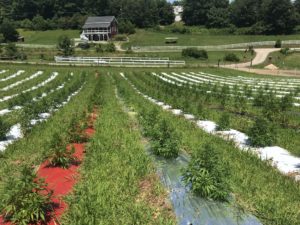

{"left": 0, "top": 117, "right": 10, "bottom": 141}
{"left": 275, "top": 39, "right": 282, "bottom": 48}
{"left": 217, "top": 112, "right": 231, "bottom": 131}
{"left": 48, "top": 133, "right": 77, "bottom": 169}
{"left": 248, "top": 117, "right": 277, "bottom": 147}
{"left": 151, "top": 119, "right": 180, "bottom": 158}
{"left": 182, "top": 48, "right": 208, "bottom": 59}
{"left": 49, "top": 145, "right": 77, "bottom": 169}
{"left": 223, "top": 53, "right": 240, "bottom": 62}
{"left": 1, "top": 166, "right": 53, "bottom": 224}
{"left": 183, "top": 144, "right": 231, "bottom": 201}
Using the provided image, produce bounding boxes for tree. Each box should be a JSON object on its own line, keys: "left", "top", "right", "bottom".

{"left": 182, "top": 0, "right": 229, "bottom": 26}
{"left": 230, "top": 0, "right": 262, "bottom": 27}
{"left": 158, "top": 1, "right": 175, "bottom": 25}
{"left": 0, "top": 19, "right": 19, "bottom": 42}
{"left": 206, "top": 7, "right": 230, "bottom": 28}
{"left": 32, "top": 15, "right": 49, "bottom": 31}
{"left": 261, "top": 0, "right": 298, "bottom": 34}
{"left": 57, "top": 35, "right": 74, "bottom": 56}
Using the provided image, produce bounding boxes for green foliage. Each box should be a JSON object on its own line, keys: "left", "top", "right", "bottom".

{"left": 249, "top": 117, "right": 277, "bottom": 147}
{"left": 49, "top": 145, "right": 77, "bottom": 169}
{"left": 223, "top": 53, "right": 240, "bottom": 62}
{"left": 0, "top": 19, "right": 19, "bottom": 42}
{"left": 0, "top": 117, "right": 10, "bottom": 140}
{"left": 105, "top": 42, "right": 116, "bottom": 52}
{"left": 95, "top": 44, "right": 104, "bottom": 53}
{"left": 118, "top": 20, "right": 136, "bottom": 34}
{"left": 275, "top": 39, "right": 282, "bottom": 48}
{"left": 32, "top": 15, "right": 50, "bottom": 31}
{"left": 1, "top": 166, "right": 53, "bottom": 224}
{"left": 280, "top": 47, "right": 290, "bottom": 55}
{"left": 57, "top": 35, "right": 74, "bottom": 56}
{"left": 182, "top": 48, "right": 208, "bottom": 59}
{"left": 183, "top": 143, "right": 231, "bottom": 201}
{"left": 151, "top": 119, "right": 180, "bottom": 158}
{"left": 217, "top": 112, "right": 230, "bottom": 131}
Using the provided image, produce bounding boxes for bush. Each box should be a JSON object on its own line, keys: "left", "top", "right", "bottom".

{"left": 223, "top": 53, "right": 240, "bottom": 62}
{"left": 275, "top": 39, "right": 282, "bottom": 48}
{"left": 57, "top": 35, "right": 74, "bottom": 56}
{"left": 182, "top": 48, "right": 208, "bottom": 59}
{"left": 105, "top": 42, "right": 116, "bottom": 52}
{"left": 0, "top": 117, "right": 10, "bottom": 140}
{"left": 151, "top": 119, "right": 180, "bottom": 158}
{"left": 1, "top": 166, "right": 53, "bottom": 224}
{"left": 217, "top": 113, "right": 230, "bottom": 131}
{"left": 183, "top": 144, "right": 231, "bottom": 201}
{"left": 0, "top": 19, "right": 19, "bottom": 42}
{"left": 49, "top": 145, "right": 78, "bottom": 169}
{"left": 248, "top": 117, "right": 277, "bottom": 147}
{"left": 118, "top": 20, "right": 136, "bottom": 34}
{"left": 280, "top": 47, "right": 290, "bottom": 55}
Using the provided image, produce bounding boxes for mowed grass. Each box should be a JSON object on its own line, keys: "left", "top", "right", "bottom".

{"left": 18, "top": 29, "right": 80, "bottom": 45}
{"left": 257, "top": 51, "right": 300, "bottom": 70}
{"left": 124, "top": 29, "right": 300, "bottom": 47}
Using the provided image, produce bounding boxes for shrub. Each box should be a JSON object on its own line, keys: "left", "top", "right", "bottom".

{"left": 223, "top": 53, "right": 240, "bottom": 62}
{"left": 248, "top": 117, "right": 277, "bottom": 147}
{"left": 151, "top": 119, "right": 180, "bottom": 158}
{"left": 183, "top": 144, "right": 231, "bottom": 201}
{"left": 118, "top": 20, "right": 136, "bottom": 34}
{"left": 280, "top": 47, "right": 290, "bottom": 55}
{"left": 275, "top": 39, "right": 282, "bottom": 48}
{"left": 1, "top": 166, "right": 53, "bottom": 224}
{"left": 49, "top": 145, "right": 78, "bottom": 169}
{"left": 48, "top": 133, "right": 77, "bottom": 169}
{"left": 0, "top": 117, "right": 10, "bottom": 140}
{"left": 182, "top": 48, "right": 208, "bottom": 59}
{"left": 0, "top": 19, "right": 19, "bottom": 42}
{"left": 57, "top": 35, "right": 74, "bottom": 56}
{"left": 217, "top": 113, "right": 230, "bottom": 131}
{"left": 105, "top": 43, "right": 116, "bottom": 52}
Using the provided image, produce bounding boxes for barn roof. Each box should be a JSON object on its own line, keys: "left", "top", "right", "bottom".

{"left": 83, "top": 16, "right": 117, "bottom": 29}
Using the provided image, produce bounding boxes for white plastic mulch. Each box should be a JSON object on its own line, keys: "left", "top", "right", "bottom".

{"left": 0, "top": 70, "right": 25, "bottom": 82}
{"left": 0, "top": 84, "right": 84, "bottom": 152}
{"left": 0, "top": 72, "right": 58, "bottom": 102}
{"left": 1, "top": 71, "right": 43, "bottom": 91}
{"left": 120, "top": 72, "right": 300, "bottom": 181}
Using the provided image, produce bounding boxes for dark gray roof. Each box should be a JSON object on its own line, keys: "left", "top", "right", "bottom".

{"left": 83, "top": 16, "right": 117, "bottom": 29}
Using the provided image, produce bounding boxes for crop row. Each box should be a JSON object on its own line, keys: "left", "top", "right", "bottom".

{"left": 125, "top": 71, "right": 300, "bottom": 157}
{"left": 114, "top": 72, "right": 300, "bottom": 225}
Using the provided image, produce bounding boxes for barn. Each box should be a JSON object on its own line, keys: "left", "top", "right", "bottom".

{"left": 81, "top": 16, "right": 118, "bottom": 42}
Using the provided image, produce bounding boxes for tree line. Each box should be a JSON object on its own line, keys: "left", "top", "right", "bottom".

{"left": 0, "top": 0, "right": 174, "bottom": 30}
{"left": 0, "top": 0, "right": 300, "bottom": 38}
{"left": 182, "top": 0, "right": 300, "bottom": 34}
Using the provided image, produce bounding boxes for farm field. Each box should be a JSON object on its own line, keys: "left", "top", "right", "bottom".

{"left": 257, "top": 51, "right": 300, "bottom": 70}
{"left": 124, "top": 29, "right": 300, "bottom": 47}
{"left": 0, "top": 65, "right": 300, "bottom": 225}
{"left": 18, "top": 29, "right": 80, "bottom": 45}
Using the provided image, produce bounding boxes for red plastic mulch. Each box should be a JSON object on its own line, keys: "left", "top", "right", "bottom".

{"left": 0, "top": 112, "right": 97, "bottom": 225}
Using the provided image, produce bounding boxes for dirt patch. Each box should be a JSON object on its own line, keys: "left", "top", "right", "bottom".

{"left": 137, "top": 174, "right": 175, "bottom": 221}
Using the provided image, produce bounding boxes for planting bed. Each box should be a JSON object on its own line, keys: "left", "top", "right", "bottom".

{"left": 1, "top": 65, "right": 300, "bottom": 225}
{"left": 115, "top": 72, "right": 300, "bottom": 225}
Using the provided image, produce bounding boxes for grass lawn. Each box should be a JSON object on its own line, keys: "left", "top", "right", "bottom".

{"left": 123, "top": 29, "right": 300, "bottom": 48}
{"left": 18, "top": 29, "right": 80, "bottom": 45}
{"left": 255, "top": 51, "right": 300, "bottom": 70}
